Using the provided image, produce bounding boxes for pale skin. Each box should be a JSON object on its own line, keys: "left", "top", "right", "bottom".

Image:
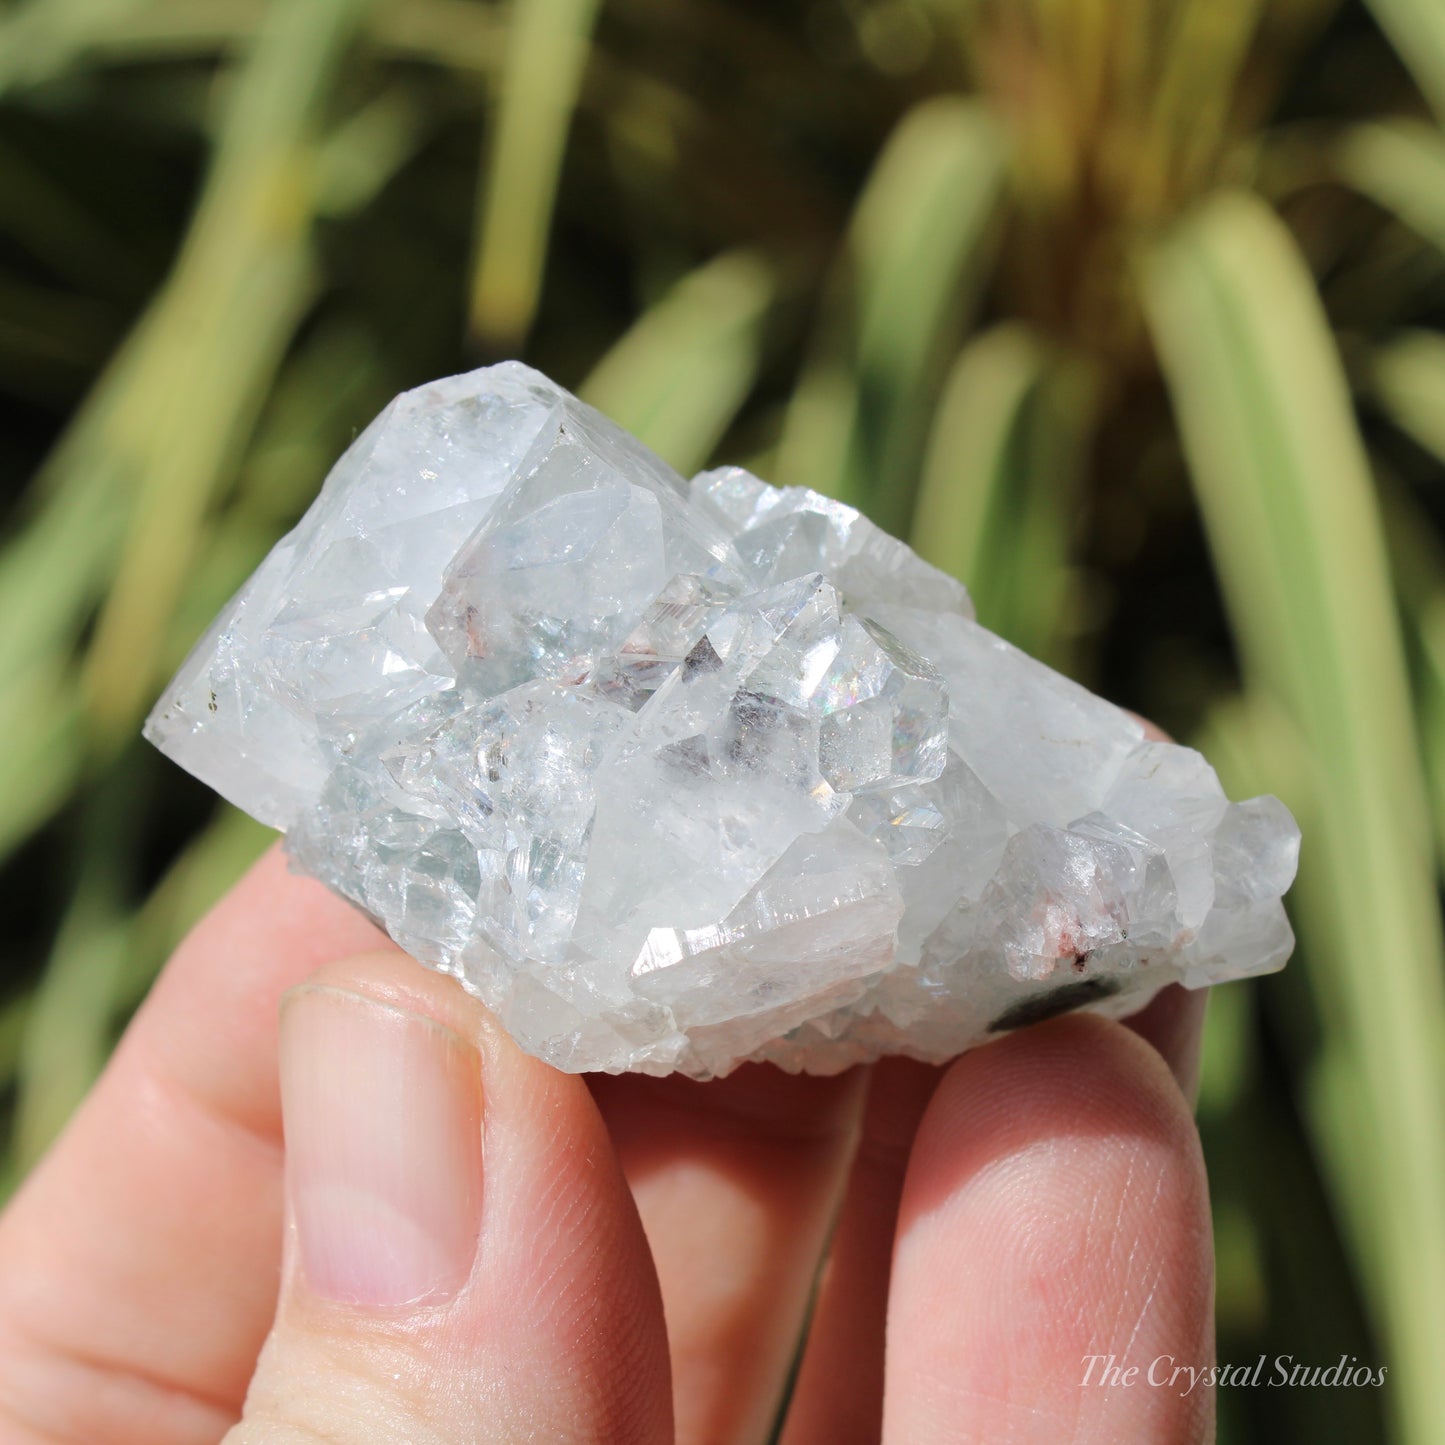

{"left": 0, "top": 731, "right": 1216, "bottom": 1444}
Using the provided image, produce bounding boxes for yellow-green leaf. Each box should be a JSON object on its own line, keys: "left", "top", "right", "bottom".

{"left": 469, "top": 0, "right": 601, "bottom": 346}
{"left": 76, "top": 0, "right": 372, "bottom": 740}
{"left": 911, "top": 323, "right": 1095, "bottom": 665}
{"left": 1143, "top": 189, "right": 1445, "bottom": 1445}
{"left": 1361, "top": 0, "right": 1445, "bottom": 126}
{"left": 1335, "top": 119, "right": 1445, "bottom": 257}
{"left": 778, "top": 97, "right": 1004, "bottom": 531}
{"left": 580, "top": 251, "right": 776, "bottom": 474}
{"left": 1371, "top": 328, "right": 1445, "bottom": 466}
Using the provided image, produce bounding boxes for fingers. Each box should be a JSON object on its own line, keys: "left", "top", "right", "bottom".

{"left": 228, "top": 950, "right": 671, "bottom": 1445}
{"left": 778, "top": 1059, "right": 942, "bottom": 1445}
{"left": 883, "top": 1015, "right": 1215, "bottom": 1444}
{"left": 0, "top": 787, "right": 1212, "bottom": 1445}
{"left": 0, "top": 845, "right": 387, "bottom": 1444}
{"left": 1123, "top": 984, "right": 1208, "bottom": 1103}
{"left": 590, "top": 1065, "right": 867, "bottom": 1445}
{"left": 778, "top": 991, "right": 1206, "bottom": 1445}
{"left": 0, "top": 847, "right": 670, "bottom": 1445}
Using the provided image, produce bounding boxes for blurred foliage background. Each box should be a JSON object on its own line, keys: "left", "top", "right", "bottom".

{"left": 1, "top": 0, "right": 1444, "bottom": 1440}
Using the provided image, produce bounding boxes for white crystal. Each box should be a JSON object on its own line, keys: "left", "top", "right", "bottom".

{"left": 146, "top": 361, "right": 1301, "bottom": 1078}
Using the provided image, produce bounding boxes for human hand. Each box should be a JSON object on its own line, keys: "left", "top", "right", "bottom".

{"left": 0, "top": 844, "right": 1213, "bottom": 1444}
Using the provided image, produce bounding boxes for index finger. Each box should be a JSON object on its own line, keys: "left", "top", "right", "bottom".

{"left": 0, "top": 845, "right": 392, "bottom": 1445}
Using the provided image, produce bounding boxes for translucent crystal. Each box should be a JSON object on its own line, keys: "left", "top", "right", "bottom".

{"left": 146, "top": 361, "right": 1301, "bottom": 1078}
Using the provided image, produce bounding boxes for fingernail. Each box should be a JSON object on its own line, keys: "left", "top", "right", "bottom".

{"left": 279, "top": 983, "right": 483, "bottom": 1307}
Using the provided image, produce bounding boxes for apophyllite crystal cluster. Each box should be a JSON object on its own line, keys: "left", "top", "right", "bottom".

{"left": 146, "top": 362, "right": 1300, "bottom": 1078}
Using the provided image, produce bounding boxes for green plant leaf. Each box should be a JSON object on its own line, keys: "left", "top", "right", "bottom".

{"left": 911, "top": 323, "right": 1096, "bottom": 665}
{"left": 1378, "top": 469, "right": 1445, "bottom": 866}
{"left": 1415, "top": 593, "right": 1445, "bottom": 857}
{"left": 469, "top": 0, "right": 601, "bottom": 346}
{"left": 0, "top": 660, "right": 84, "bottom": 868}
{"left": 580, "top": 250, "right": 776, "bottom": 475}
{"left": 777, "top": 96, "right": 1004, "bottom": 532}
{"left": 0, "top": 0, "right": 152, "bottom": 93}
{"left": 1334, "top": 119, "right": 1445, "bottom": 257}
{"left": 0, "top": 0, "right": 512, "bottom": 86}
{"left": 1361, "top": 0, "right": 1445, "bottom": 126}
{"left": 71, "top": 0, "right": 373, "bottom": 741}
{"left": 911, "top": 325, "right": 1045, "bottom": 585}
{"left": 1371, "top": 328, "right": 1445, "bottom": 465}
{"left": 313, "top": 83, "right": 434, "bottom": 219}
{"left": 1143, "top": 189, "right": 1445, "bottom": 1445}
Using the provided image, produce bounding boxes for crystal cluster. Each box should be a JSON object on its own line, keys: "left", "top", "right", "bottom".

{"left": 146, "top": 362, "right": 1300, "bottom": 1077}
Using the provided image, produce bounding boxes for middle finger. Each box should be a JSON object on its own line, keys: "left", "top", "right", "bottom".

{"left": 591, "top": 1064, "right": 867, "bottom": 1445}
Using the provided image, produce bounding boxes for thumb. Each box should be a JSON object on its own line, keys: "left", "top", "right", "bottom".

{"left": 226, "top": 950, "right": 672, "bottom": 1445}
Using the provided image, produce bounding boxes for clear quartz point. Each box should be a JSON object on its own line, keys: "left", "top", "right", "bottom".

{"left": 146, "top": 362, "right": 1301, "bottom": 1077}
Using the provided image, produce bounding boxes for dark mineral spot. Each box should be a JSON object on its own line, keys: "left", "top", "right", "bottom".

{"left": 660, "top": 734, "right": 710, "bottom": 777}
{"left": 986, "top": 976, "right": 1124, "bottom": 1034}
{"left": 726, "top": 691, "right": 790, "bottom": 767}
{"left": 682, "top": 634, "right": 724, "bottom": 677}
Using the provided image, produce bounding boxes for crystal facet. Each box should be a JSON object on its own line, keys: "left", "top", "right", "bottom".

{"left": 146, "top": 362, "right": 1301, "bottom": 1077}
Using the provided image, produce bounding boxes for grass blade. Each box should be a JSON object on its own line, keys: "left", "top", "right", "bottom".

{"left": 910, "top": 322, "right": 1096, "bottom": 665}
{"left": 469, "top": 0, "right": 601, "bottom": 346}
{"left": 0, "top": 0, "right": 151, "bottom": 93}
{"left": 579, "top": 250, "right": 776, "bottom": 474}
{"left": 81, "top": 254, "right": 316, "bottom": 739}
{"left": 1376, "top": 470, "right": 1445, "bottom": 867}
{"left": 1414, "top": 594, "right": 1445, "bottom": 858}
{"left": 74, "top": 0, "right": 373, "bottom": 741}
{"left": 1361, "top": 0, "right": 1445, "bottom": 125}
{"left": 1143, "top": 189, "right": 1445, "bottom": 1445}
{"left": 0, "top": 661, "right": 83, "bottom": 867}
{"left": 777, "top": 97, "right": 1004, "bottom": 531}
{"left": 1370, "top": 328, "right": 1445, "bottom": 465}
{"left": 1334, "top": 119, "right": 1445, "bottom": 257}
{"left": 0, "top": 1, "right": 507, "bottom": 85}
{"left": 910, "top": 325, "right": 1045, "bottom": 587}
